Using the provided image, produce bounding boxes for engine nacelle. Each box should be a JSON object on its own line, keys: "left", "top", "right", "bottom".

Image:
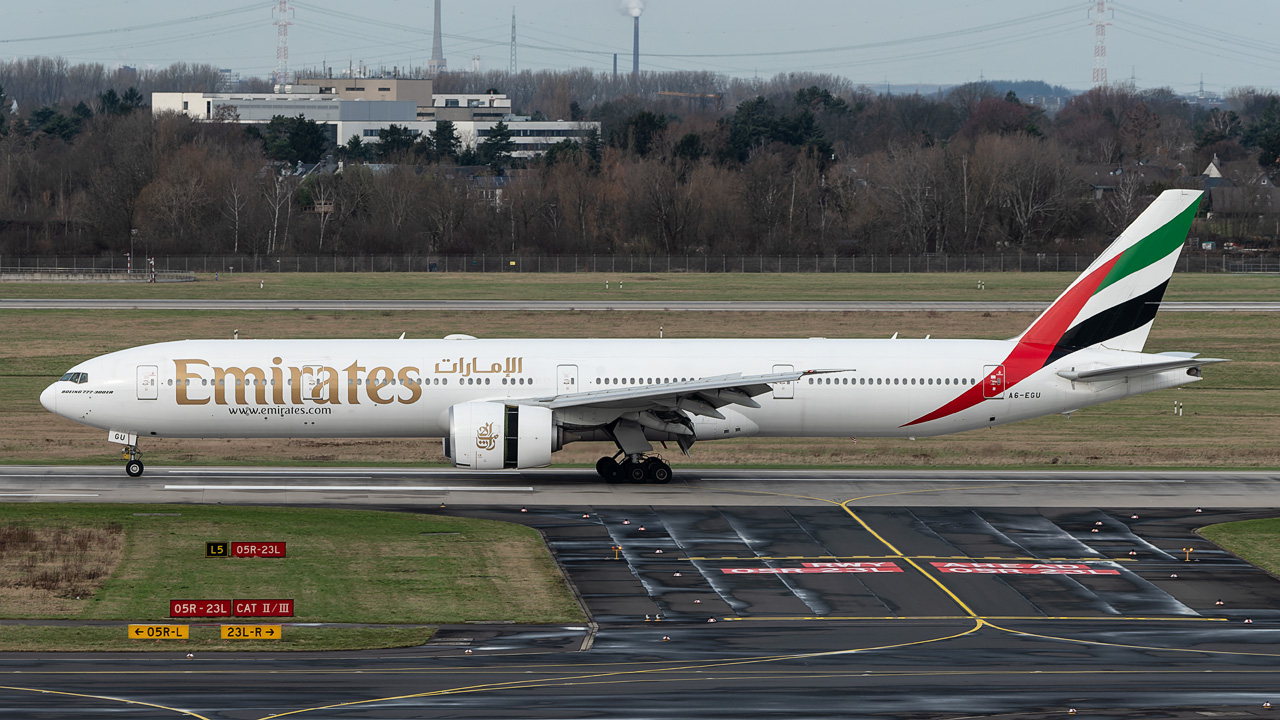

{"left": 445, "top": 401, "right": 558, "bottom": 470}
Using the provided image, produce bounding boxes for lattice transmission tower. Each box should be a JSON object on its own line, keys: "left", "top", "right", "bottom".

{"left": 272, "top": 0, "right": 293, "bottom": 86}
{"left": 1089, "top": 0, "right": 1112, "bottom": 87}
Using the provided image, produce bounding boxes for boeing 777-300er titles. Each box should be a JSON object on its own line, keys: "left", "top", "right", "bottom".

{"left": 42, "top": 189, "right": 1224, "bottom": 481}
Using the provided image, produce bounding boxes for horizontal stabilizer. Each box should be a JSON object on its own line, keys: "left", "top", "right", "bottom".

{"left": 1057, "top": 356, "right": 1228, "bottom": 383}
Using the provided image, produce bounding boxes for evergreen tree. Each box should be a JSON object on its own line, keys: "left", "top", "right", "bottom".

{"left": 259, "top": 114, "right": 330, "bottom": 164}
{"left": 97, "top": 89, "right": 122, "bottom": 116}
{"left": 1246, "top": 97, "right": 1280, "bottom": 168}
{"left": 377, "top": 124, "right": 415, "bottom": 159}
{"left": 430, "top": 120, "right": 461, "bottom": 159}
{"left": 614, "top": 110, "right": 666, "bottom": 156}
{"left": 27, "top": 106, "right": 80, "bottom": 142}
{"left": 477, "top": 120, "right": 515, "bottom": 168}
{"left": 342, "top": 135, "right": 371, "bottom": 162}
{"left": 120, "top": 87, "right": 145, "bottom": 112}
{"left": 582, "top": 127, "right": 602, "bottom": 166}
{"left": 542, "top": 138, "right": 582, "bottom": 167}
{"left": 671, "top": 132, "right": 705, "bottom": 163}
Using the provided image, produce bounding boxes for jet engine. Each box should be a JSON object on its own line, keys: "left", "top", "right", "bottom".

{"left": 445, "top": 401, "right": 560, "bottom": 469}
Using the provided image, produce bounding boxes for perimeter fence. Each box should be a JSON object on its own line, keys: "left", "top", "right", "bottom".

{"left": 2, "top": 252, "right": 1275, "bottom": 274}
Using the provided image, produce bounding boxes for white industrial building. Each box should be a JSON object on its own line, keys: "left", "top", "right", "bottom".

{"left": 152, "top": 89, "right": 597, "bottom": 159}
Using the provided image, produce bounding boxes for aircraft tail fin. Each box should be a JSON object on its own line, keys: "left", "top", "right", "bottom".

{"left": 1015, "top": 189, "right": 1202, "bottom": 360}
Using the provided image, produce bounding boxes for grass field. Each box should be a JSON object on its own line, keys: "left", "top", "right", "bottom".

{"left": 0, "top": 270, "right": 1276, "bottom": 301}
{"left": 1201, "top": 519, "right": 1280, "bottom": 579}
{"left": 0, "top": 504, "right": 582, "bottom": 651}
{"left": 2, "top": 306, "right": 1276, "bottom": 469}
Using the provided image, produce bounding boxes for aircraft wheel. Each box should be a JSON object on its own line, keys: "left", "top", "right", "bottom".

{"left": 125, "top": 460, "right": 144, "bottom": 478}
{"left": 622, "top": 461, "right": 649, "bottom": 484}
{"left": 595, "top": 456, "right": 619, "bottom": 480}
{"left": 645, "top": 459, "right": 672, "bottom": 484}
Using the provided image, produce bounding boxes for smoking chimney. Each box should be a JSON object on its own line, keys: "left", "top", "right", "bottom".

{"left": 619, "top": 0, "right": 643, "bottom": 77}
{"left": 632, "top": 15, "right": 640, "bottom": 77}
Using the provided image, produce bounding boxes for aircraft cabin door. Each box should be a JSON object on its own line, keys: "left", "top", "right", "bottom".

{"left": 983, "top": 364, "right": 1006, "bottom": 399}
{"left": 772, "top": 364, "right": 794, "bottom": 399}
{"left": 136, "top": 365, "right": 158, "bottom": 400}
{"left": 556, "top": 364, "right": 578, "bottom": 396}
{"left": 301, "top": 364, "right": 324, "bottom": 402}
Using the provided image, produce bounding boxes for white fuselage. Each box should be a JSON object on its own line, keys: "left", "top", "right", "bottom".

{"left": 42, "top": 337, "right": 1199, "bottom": 445}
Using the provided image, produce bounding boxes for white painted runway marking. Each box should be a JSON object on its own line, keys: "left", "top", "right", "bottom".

{"left": 3, "top": 474, "right": 122, "bottom": 479}
{"left": 0, "top": 493, "right": 100, "bottom": 497}
{"left": 165, "top": 469, "right": 528, "bottom": 476}
{"left": 163, "top": 485, "right": 534, "bottom": 492}
{"left": 694, "top": 477, "right": 1184, "bottom": 484}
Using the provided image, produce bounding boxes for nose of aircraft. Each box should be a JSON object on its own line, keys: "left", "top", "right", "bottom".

{"left": 40, "top": 383, "right": 57, "bottom": 414}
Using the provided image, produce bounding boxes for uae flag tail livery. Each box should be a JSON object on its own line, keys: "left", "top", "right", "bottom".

{"left": 40, "top": 189, "right": 1224, "bottom": 481}
{"left": 907, "top": 188, "right": 1218, "bottom": 428}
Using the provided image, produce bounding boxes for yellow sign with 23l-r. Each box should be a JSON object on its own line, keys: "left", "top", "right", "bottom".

{"left": 221, "top": 625, "right": 283, "bottom": 640}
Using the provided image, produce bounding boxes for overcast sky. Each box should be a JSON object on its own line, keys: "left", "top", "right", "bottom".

{"left": 4, "top": 1, "right": 1278, "bottom": 94}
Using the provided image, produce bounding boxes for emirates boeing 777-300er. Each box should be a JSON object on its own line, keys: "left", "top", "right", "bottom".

{"left": 42, "top": 189, "right": 1223, "bottom": 482}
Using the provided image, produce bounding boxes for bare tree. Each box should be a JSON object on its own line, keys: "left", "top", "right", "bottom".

{"left": 82, "top": 112, "right": 155, "bottom": 251}
{"left": 633, "top": 158, "right": 698, "bottom": 253}
{"left": 1100, "top": 168, "right": 1149, "bottom": 236}
{"left": 374, "top": 166, "right": 419, "bottom": 240}
{"left": 421, "top": 171, "right": 472, "bottom": 253}
{"left": 737, "top": 149, "right": 793, "bottom": 252}
{"left": 306, "top": 175, "right": 336, "bottom": 252}
{"left": 261, "top": 170, "right": 296, "bottom": 254}
{"left": 1120, "top": 102, "right": 1161, "bottom": 162}
{"left": 873, "top": 144, "right": 943, "bottom": 253}
{"left": 138, "top": 144, "right": 210, "bottom": 249}
{"left": 221, "top": 178, "right": 249, "bottom": 253}
{"left": 990, "top": 136, "right": 1074, "bottom": 246}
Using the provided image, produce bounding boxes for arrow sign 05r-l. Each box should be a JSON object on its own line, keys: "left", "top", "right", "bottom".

{"left": 128, "top": 625, "right": 189, "bottom": 639}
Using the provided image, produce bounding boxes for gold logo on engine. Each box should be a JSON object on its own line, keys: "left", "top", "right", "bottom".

{"left": 476, "top": 422, "right": 498, "bottom": 451}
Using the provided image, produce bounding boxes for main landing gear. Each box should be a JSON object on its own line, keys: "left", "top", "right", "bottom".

{"left": 596, "top": 454, "right": 672, "bottom": 484}
{"left": 122, "top": 444, "right": 144, "bottom": 477}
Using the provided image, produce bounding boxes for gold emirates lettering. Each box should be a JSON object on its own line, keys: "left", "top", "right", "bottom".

{"left": 174, "top": 358, "right": 424, "bottom": 406}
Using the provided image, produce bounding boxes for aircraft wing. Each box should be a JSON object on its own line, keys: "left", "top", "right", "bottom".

{"left": 1057, "top": 355, "right": 1228, "bottom": 383}
{"left": 517, "top": 369, "right": 842, "bottom": 419}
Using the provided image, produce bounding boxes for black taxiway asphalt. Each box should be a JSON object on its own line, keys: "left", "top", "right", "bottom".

{"left": 3, "top": 500, "right": 1280, "bottom": 719}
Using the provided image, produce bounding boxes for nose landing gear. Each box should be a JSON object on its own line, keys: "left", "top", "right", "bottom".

{"left": 121, "top": 445, "right": 144, "bottom": 477}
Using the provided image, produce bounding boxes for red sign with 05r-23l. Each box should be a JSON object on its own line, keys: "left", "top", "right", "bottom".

{"left": 171, "top": 599, "right": 232, "bottom": 617}
{"left": 171, "top": 599, "right": 294, "bottom": 617}
{"left": 232, "top": 542, "right": 286, "bottom": 558}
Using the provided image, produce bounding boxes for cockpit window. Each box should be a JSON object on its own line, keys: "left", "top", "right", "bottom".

{"left": 59, "top": 372, "right": 74, "bottom": 382}
{"left": 58, "top": 372, "right": 88, "bottom": 384}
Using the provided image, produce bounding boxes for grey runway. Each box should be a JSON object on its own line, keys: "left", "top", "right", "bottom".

{"left": 3, "top": 467, "right": 1280, "bottom": 718}
{"left": 3, "top": 465, "right": 1280, "bottom": 507}
{"left": 3, "top": 298, "right": 1279, "bottom": 311}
